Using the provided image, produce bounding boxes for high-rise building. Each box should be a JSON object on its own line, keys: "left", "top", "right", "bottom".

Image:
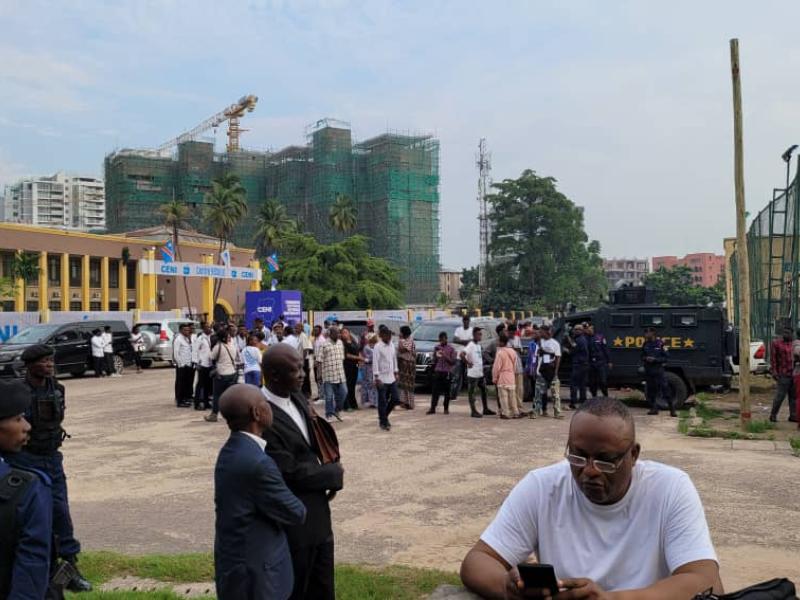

{"left": 652, "top": 253, "right": 724, "bottom": 287}
{"left": 1, "top": 172, "right": 105, "bottom": 232}
{"left": 104, "top": 119, "right": 441, "bottom": 303}
{"left": 602, "top": 257, "right": 650, "bottom": 289}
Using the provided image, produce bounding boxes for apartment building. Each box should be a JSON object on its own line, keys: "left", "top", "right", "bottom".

{"left": 652, "top": 253, "right": 724, "bottom": 287}
{"left": 602, "top": 257, "right": 649, "bottom": 289}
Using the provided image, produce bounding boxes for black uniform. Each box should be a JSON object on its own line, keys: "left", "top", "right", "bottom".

{"left": 569, "top": 334, "right": 589, "bottom": 407}
{"left": 641, "top": 338, "right": 672, "bottom": 413}
{"left": 588, "top": 333, "right": 611, "bottom": 398}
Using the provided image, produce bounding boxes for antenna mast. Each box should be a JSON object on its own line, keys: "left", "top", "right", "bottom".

{"left": 477, "top": 138, "right": 492, "bottom": 295}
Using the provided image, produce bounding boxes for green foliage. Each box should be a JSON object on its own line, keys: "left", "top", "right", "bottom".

{"left": 271, "top": 234, "right": 404, "bottom": 310}
{"left": 254, "top": 199, "right": 298, "bottom": 256}
{"left": 788, "top": 436, "right": 800, "bottom": 457}
{"left": 203, "top": 175, "right": 248, "bottom": 249}
{"left": 485, "top": 169, "right": 606, "bottom": 311}
{"left": 158, "top": 199, "right": 193, "bottom": 316}
{"left": 435, "top": 291, "right": 451, "bottom": 308}
{"left": 10, "top": 251, "right": 40, "bottom": 284}
{"left": 643, "top": 265, "right": 724, "bottom": 306}
{"left": 460, "top": 266, "right": 479, "bottom": 303}
{"left": 329, "top": 194, "right": 357, "bottom": 234}
{"left": 745, "top": 419, "right": 775, "bottom": 434}
{"left": 0, "top": 276, "right": 14, "bottom": 298}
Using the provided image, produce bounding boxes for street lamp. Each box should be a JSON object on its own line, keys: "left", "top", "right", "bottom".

{"left": 782, "top": 144, "right": 798, "bottom": 191}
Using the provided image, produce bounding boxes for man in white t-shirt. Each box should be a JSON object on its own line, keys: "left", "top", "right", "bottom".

{"left": 538, "top": 325, "right": 563, "bottom": 418}
{"left": 454, "top": 315, "right": 473, "bottom": 345}
{"left": 460, "top": 398, "right": 722, "bottom": 599}
{"left": 460, "top": 327, "right": 495, "bottom": 418}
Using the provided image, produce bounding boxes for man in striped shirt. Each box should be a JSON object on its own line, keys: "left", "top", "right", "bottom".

{"left": 320, "top": 326, "right": 347, "bottom": 422}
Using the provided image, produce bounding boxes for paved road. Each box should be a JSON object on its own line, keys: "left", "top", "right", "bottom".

{"left": 60, "top": 368, "right": 800, "bottom": 590}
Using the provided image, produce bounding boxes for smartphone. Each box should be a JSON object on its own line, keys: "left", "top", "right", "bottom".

{"left": 517, "top": 563, "right": 559, "bottom": 595}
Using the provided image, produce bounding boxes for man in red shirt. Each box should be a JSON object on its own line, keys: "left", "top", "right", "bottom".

{"left": 770, "top": 327, "right": 797, "bottom": 423}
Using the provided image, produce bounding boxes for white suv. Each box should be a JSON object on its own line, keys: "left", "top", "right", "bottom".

{"left": 135, "top": 318, "right": 201, "bottom": 366}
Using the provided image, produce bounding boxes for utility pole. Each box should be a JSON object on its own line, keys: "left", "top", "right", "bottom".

{"left": 477, "top": 139, "right": 491, "bottom": 300}
{"left": 730, "top": 38, "right": 751, "bottom": 426}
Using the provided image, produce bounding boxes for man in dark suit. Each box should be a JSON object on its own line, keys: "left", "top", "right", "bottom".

{"left": 262, "top": 344, "right": 344, "bottom": 600}
{"left": 214, "top": 384, "right": 307, "bottom": 600}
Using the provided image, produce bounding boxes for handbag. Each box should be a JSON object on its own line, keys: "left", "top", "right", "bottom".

{"left": 305, "top": 400, "right": 341, "bottom": 500}
{"left": 693, "top": 578, "right": 797, "bottom": 600}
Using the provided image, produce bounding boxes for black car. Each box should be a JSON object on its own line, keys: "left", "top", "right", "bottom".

{"left": 413, "top": 318, "right": 501, "bottom": 393}
{"left": 0, "top": 320, "right": 135, "bottom": 379}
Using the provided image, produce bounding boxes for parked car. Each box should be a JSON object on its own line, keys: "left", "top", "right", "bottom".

{"left": 0, "top": 320, "right": 134, "bottom": 379}
{"left": 335, "top": 318, "right": 409, "bottom": 340}
{"left": 729, "top": 340, "right": 768, "bottom": 375}
{"left": 134, "top": 318, "right": 201, "bottom": 366}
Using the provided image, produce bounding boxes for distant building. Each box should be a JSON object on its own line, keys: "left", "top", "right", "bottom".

{"left": 652, "top": 253, "right": 724, "bottom": 287}
{"left": 439, "top": 268, "right": 462, "bottom": 300}
{"left": 1, "top": 172, "right": 105, "bottom": 232}
{"left": 602, "top": 257, "right": 649, "bottom": 289}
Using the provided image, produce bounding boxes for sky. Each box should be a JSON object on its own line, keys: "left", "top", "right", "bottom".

{"left": 2, "top": 0, "right": 800, "bottom": 270}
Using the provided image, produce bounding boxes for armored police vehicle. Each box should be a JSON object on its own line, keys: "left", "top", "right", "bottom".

{"left": 553, "top": 287, "right": 734, "bottom": 408}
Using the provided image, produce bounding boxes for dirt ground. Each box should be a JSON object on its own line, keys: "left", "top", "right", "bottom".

{"left": 60, "top": 368, "right": 800, "bottom": 591}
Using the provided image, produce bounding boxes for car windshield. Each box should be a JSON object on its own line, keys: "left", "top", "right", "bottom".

{"left": 413, "top": 324, "right": 458, "bottom": 342}
{"left": 137, "top": 323, "right": 161, "bottom": 335}
{"left": 5, "top": 324, "right": 61, "bottom": 344}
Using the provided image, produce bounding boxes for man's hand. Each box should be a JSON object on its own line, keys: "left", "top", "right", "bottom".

{"left": 504, "top": 567, "right": 556, "bottom": 599}
{"left": 554, "top": 578, "right": 610, "bottom": 599}
{"left": 375, "top": 378, "right": 383, "bottom": 389}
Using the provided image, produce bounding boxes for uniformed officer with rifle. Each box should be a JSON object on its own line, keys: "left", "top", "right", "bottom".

{"left": 5, "top": 345, "right": 93, "bottom": 592}
{"left": 641, "top": 327, "right": 677, "bottom": 417}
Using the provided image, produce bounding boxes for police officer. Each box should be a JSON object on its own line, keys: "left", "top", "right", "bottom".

{"left": 5, "top": 345, "right": 93, "bottom": 592}
{"left": 586, "top": 324, "right": 612, "bottom": 399}
{"left": 641, "top": 327, "right": 676, "bottom": 417}
{"left": 0, "top": 379, "right": 54, "bottom": 599}
{"left": 568, "top": 324, "right": 589, "bottom": 410}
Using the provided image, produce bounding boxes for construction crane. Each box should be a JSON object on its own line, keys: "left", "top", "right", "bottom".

{"left": 156, "top": 94, "right": 258, "bottom": 154}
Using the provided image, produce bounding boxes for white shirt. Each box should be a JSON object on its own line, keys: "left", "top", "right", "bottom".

{"left": 173, "top": 334, "right": 194, "bottom": 368}
{"left": 240, "top": 431, "right": 267, "bottom": 452}
{"left": 235, "top": 335, "right": 248, "bottom": 354}
{"left": 102, "top": 331, "right": 113, "bottom": 353}
{"left": 91, "top": 335, "right": 105, "bottom": 358}
{"left": 262, "top": 387, "right": 310, "bottom": 445}
{"left": 481, "top": 460, "right": 717, "bottom": 592}
{"left": 130, "top": 332, "right": 145, "bottom": 353}
{"left": 540, "top": 338, "right": 561, "bottom": 364}
{"left": 454, "top": 325, "right": 473, "bottom": 344}
{"left": 242, "top": 346, "right": 262, "bottom": 374}
{"left": 195, "top": 333, "right": 212, "bottom": 368}
{"left": 373, "top": 340, "right": 398, "bottom": 384}
{"left": 282, "top": 334, "right": 299, "bottom": 349}
{"left": 463, "top": 341, "right": 484, "bottom": 379}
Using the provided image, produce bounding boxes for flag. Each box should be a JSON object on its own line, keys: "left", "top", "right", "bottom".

{"left": 221, "top": 249, "right": 231, "bottom": 267}
{"left": 266, "top": 253, "right": 280, "bottom": 273}
{"left": 161, "top": 240, "right": 175, "bottom": 263}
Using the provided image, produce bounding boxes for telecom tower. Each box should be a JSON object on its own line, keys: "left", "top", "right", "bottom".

{"left": 477, "top": 138, "right": 492, "bottom": 294}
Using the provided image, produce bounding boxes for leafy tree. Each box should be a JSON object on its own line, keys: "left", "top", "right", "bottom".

{"left": 485, "top": 169, "right": 606, "bottom": 312}
{"left": 329, "top": 194, "right": 357, "bottom": 234}
{"left": 204, "top": 174, "right": 248, "bottom": 305}
{"left": 269, "top": 234, "right": 403, "bottom": 310}
{"left": 9, "top": 253, "right": 40, "bottom": 308}
{"left": 460, "top": 266, "right": 479, "bottom": 303}
{"left": 435, "top": 291, "right": 451, "bottom": 309}
{"left": 159, "top": 199, "right": 194, "bottom": 317}
{"left": 254, "top": 199, "right": 297, "bottom": 256}
{"left": 643, "top": 266, "right": 725, "bottom": 305}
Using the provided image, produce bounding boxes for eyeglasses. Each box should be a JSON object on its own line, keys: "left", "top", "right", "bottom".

{"left": 564, "top": 442, "right": 634, "bottom": 474}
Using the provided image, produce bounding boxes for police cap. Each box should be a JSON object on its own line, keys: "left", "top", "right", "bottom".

{"left": 0, "top": 380, "right": 30, "bottom": 419}
{"left": 20, "top": 344, "right": 55, "bottom": 364}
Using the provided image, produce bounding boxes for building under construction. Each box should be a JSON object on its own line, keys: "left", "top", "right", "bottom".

{"left": 104, "top": 118, "right": 441, "bottom": 303}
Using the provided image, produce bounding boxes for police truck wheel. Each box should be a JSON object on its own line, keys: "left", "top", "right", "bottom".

{"left": 113, "top": 354, "right": 125, "bottom": 375}
{"left": 658, "top": 372, "right": 687, "bottom": 410}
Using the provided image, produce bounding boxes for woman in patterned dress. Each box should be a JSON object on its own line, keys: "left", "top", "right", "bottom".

{"left": 397, "top": 325, "right": 416, "bottom": 409}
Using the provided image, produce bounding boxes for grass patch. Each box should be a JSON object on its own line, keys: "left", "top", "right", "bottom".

{"left": 68, "top": 552, "right": 460, "bottom": 600}
{"left": 790, "top": 436, "right": 800, "bottom": 457}
{"left": 695, "top": 400, "right": 723, "bottom": 422}
{"left": 744, "top": 419, "right": 775, "bottom": 434}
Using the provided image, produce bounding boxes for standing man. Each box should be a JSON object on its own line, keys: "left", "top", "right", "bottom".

{"left": 526, "top": 327, "right": 541, "bottom": 418}
{"left": 642, "top": 327, "right": 675, "bottom": 417}
{"left": 493, "top": 333, "right": 522, "bottom": 419}
{"left": 235, "top": 323, "right": 248, "bottom": 355}
{"left": 0, "top": 379, "right": 55, "bottom": 600}
{"left": 770, "top": 326, "right": 797, "bottom": 423}
{"left": 461, "top": 328, "right": 495, "bottom": 418}
{"left": 295, "top": 322, "right": 316, "bottom": 400}
{"left": 319, "top": 326, "right": 347, "bottom": 422}
{"left": 173, "top": 323, "right": 196, "bottom": 408}
{"left": 373, "top": 326, "right": 400, "bottom": 431}
{"left": 568, "top": 324, "right": 589, "bottom": 410}
{"left": 194, "top": 323, "right": 214, "bottom": 411}
{"left": 454, "top": 315, "right": 473, "bottom": 345}
{"left": 6, "top": 345, "right": 92, "bottom": 592}
{"left": 102, "top": 325, "right": 116, "bottom": 377}
{"left": 262, "top": 344, "right": 345, "bottom": 600}
{"left": 587, "top": 323, "right": 612, "bottom": 399}
{"left": 359, "top": 318, "right": 376, "bottom": 350}
{"left": 427, "top": 332, "right": 457, "bottom": 415}
{"left": 214, "top": 384, "right": 306, "bottom": 600}
{"left": 538, "top": 325, "right": 563, "bottom": 418}
{"left": 90, "top": 329, "right": 105, "bottom": 377}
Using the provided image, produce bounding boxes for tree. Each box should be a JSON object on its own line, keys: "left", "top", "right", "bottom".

{"left": 254, "top": 199, "right": 298, "bottom": 256}
{"left": 435, "top": 291, "right": 451, "bottom": 309}
{"left": 158, "top": 199, "right": 194, "bottom": 317}
{"left": 9, "top": 252, "right": 40, "bottom": 309}
{"left": 204, "top": 174, "right": 248, "bottom": 305}
{"left": 329, "top": 194, "right": 357, "bottom": 235}
{"left": 485, "top": 169, "right": 606, "bottom": 312}
{"left": 643, "top": 266, "right": 725, "bottom": 305}
{"left": 269, "top": 234, "right": 403, "bottom": 310}
{"left": 460, "top": 266, "right": 479, "bottom": 303}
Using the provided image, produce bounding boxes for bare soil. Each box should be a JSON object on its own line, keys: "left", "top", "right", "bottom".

{"left": 60, "top": 369, "right": 800, "bottom": 591}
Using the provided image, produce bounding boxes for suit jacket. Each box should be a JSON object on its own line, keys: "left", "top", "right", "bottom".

{"left": 263, "top": 392, "right": 344, "bottom": 549}
{"left": 214, "top": 432, "right": 306, "bottom": 600}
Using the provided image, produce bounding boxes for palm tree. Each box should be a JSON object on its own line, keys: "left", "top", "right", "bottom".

{"left": 329, "top": 194, "right": 357, "bottom": 235}
{"left": 204, "top": 174, "right": 248, "bottom": 304}
{"left": 10, "top": 252, "right": 40, "bottom": 310}
{"left": 254, "top": 199, "right": 297, "bottom": 256}
{"left": 158, "top": 199, "right": 194, "bottom": 318}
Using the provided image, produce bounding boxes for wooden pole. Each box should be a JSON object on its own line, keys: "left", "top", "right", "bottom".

{"left": 730, "top": 38, "right": 751, "bottom": 426}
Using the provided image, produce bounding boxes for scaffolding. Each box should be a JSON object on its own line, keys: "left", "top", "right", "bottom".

{"left": 732, "top": 159, "right": 800, "bottom": 345}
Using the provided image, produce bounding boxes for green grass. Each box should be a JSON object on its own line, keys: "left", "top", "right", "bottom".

{"left": 744, "top": 419, "right": 776, "bottom": 434}
{"left": 67, "top": 552, "right": 460, "bottom": 600}
{"left": 790, "top": 436, "right": 800, "bottom": 457}
{"left": 695, "top": 400, "right": 723, "bottom": 422}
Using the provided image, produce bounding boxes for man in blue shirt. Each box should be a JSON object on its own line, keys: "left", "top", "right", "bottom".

{"left": 586, "top": 324, "right": 612, "bottom": 399}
